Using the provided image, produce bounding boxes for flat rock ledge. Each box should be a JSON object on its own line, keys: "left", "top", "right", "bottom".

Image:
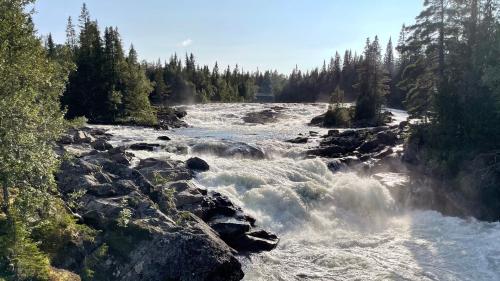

{"left": 54, "top": 127, "right": 278, "bottom": 280}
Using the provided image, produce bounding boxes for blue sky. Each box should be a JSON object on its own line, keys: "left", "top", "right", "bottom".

{"left": 32, "top": 0, "right": 422, "bottom": 73}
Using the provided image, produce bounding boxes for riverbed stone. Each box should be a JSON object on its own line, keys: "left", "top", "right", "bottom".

{"left": 286, "top": 136, "right": 309, "bottom": 144}
{"left": 91, "top": 139, "right": 113, "bottom": 151}
{"left": 129, "top": 142, "right": 162, "bottom": 151}
{"left": 186, "top": 157, "right": 210, "bottom": 171}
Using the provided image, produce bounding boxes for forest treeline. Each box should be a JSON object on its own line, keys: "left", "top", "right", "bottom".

{"left": 47, "top": 4, "right": 410, "bottom": 126}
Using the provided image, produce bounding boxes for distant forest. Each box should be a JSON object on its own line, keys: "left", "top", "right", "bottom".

{"left": 45, "top": 4, "right": 409, "bottom": 125}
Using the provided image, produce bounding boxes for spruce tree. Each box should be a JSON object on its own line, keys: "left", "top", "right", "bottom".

{"left": 150, "top": 59, "right": 170, "bottom": 105}
{"left": 46, "top": 33, "right": 55, "bottom": 59}
{"left": 354, "top": 36, "right": 389, "bottom": 124}
{"left": 65, "top": 16, "right": 77, "bottom": 51}
{"left": 121, "top": 46, "right": 156, "bottom": 125}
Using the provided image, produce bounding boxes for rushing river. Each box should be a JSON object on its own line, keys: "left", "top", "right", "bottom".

{"left": 97, "top": 103, "right": 500, "bottom": 281}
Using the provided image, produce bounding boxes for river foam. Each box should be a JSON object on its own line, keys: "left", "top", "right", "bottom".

{"left": 96, "top": 103, "right": 500, "bottom": 281}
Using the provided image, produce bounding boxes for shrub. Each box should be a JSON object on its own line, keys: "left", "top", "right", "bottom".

{"left": 323, "top": 105, "right": 351, "bottom": 127}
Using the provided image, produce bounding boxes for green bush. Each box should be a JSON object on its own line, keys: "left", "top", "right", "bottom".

{"left": 323, "top": 105, "right": 351, "bottom": 127}
{"left": 0, "top": 215, "right": 51, "bottom": 281}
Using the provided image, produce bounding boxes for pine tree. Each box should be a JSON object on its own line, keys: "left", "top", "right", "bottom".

{"left": 65, "top": 16, "right": 77, "bottom": 51}
{"left": 384, "top": 37, "right": 403, "bottom": 107}
{"left": 101, "top": 27, "right": 127, "bottom": 121}
{"left": 383, "top": 37, "right": 394, "bottom": 76}
{"left": 333, "top": 52, "right": 342, "bottom": 88}
{"left": 354, "top": 36, "right": 389, "bottom": 124}
{"left": 150, "top": 59, "right": 170, "bottom": 105}
{"left": 121, "top": 46, "right": 156, "bottom": 125}
{"left": 63, "top": 4, "right": 105, "bottom": 120}
{"left": 46, "top": 33, "right": 55, "bottom": 59}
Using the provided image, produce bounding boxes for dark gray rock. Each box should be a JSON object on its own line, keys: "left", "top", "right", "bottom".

{"left": 242, "top": 109, "right": 283, "bottom": 124}
{"left": 91, "top": 139, "right": 113, "bottom": 151}
{"left": 136, "top": 158, "right": 193, "bottom": 183}
{"left": 187, "top": 157, "right": 210, "bottom": 171}
{"left": 156, "top": 107, "right": 189, "bottom": 130}
{"left": 209, "top": 216, "right": 251, "bottom": 239}
{"left": 56, "top": 156, "right": 244, "bottom": 281}
{"left": 106, "top": 146, "right": 134, "bottom": 165}
{"left": 109, "top": 152, "right": 133, "bottom": 166}
{"left": 358, "top": 139, "right": 382, "bottom": 154}
{"left": 309, "top": 145, "right": 347, "bottom": 158}
{"left": 286, "top": 137, "right": 309, "bottom": 144}
{"left": 192, "top": 141, "right": 266, "bottom": 159}
{"left": 227, "top": 229, "right": 279, "bottom": 252}
{"left": 327, "top": 159, "right": 346, "bottom": 172}
{"left": 376, "top": 130, "right": 397, "bottom": 146}
{"left": 58, "top": 134, "right": 74, "bottom": 144}
{"left": 157, "top": 135, "right": 171, "bottom": 141}
{"left": 129, "top": 143, "right": 162, "bottom": 151}
{"left": 309, "top": 113, "right": 326, "bottom": 127}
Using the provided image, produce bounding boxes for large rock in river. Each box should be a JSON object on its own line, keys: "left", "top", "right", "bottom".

{"left": 56, "top": 156, "right": 244, "bottom": 281}
{"left": 192, "top": 141, "right": 266, "bottom": 159}
{"left": 186, "top": 157, "right": 210, "bottom": 171}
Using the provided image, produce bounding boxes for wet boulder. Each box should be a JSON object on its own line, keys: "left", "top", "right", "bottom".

{"left": 322, "top": 130, "right": 365, "bottom": 152}
{"left": 309, "top": 145, "right": 348, "bottom": 158}
{"left": 286, "top": 137, "right": 309, "bottom": 144}
{"left": 242, "top": 109, "right": 283, "bottom": 124}
{"left": 226, "top": 229, "right": 279, "bottom": 252}
{"left": 327, "top": 159, "right": 346, "bottom": 172}
{"left": 129, "top": 142, "right": 162, "bottom": 151}
{"left": 156, "top": 107, "right": 188, "bottom": 130}
{"left": 309, "top": 113, "right": 327, "bottom": 127}
{"left": 192, "top": 141, "right": 266, "bottom": 159}
{"left": 209, "top": 216, "right": 251, "bottom": 239}
{"left": 186, "top": 157, "right": 210, "bottom": 172}
{"left": 157, "top": 135, "right": 171, "bottom": 141}
{"left": 91, "top": 139, "right": 113, "bottom": 151}
{"left": 358, "top": 139, "right": 383, "bottom": 154}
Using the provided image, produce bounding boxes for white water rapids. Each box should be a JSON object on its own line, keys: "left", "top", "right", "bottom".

{"left": 96, "top": 103, "right": 500, "bottom": 281}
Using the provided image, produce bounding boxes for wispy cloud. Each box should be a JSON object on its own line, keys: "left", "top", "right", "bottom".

{"left": 179, "top": 38, "right": 193, "bottom": 47}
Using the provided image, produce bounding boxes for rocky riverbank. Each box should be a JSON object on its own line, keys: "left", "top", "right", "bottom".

{"left": 305, "top": 117, "right": 499, "bottom": 222}
{"left": 53, "top": 127, "right": 278, "bottom": 280}
{"left": 401, "top": 132, "right": 500, "bottom": 221}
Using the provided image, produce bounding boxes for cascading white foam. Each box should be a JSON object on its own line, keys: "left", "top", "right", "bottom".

{"left": 95, "top": 103, "right": 500, "bottom": 281}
